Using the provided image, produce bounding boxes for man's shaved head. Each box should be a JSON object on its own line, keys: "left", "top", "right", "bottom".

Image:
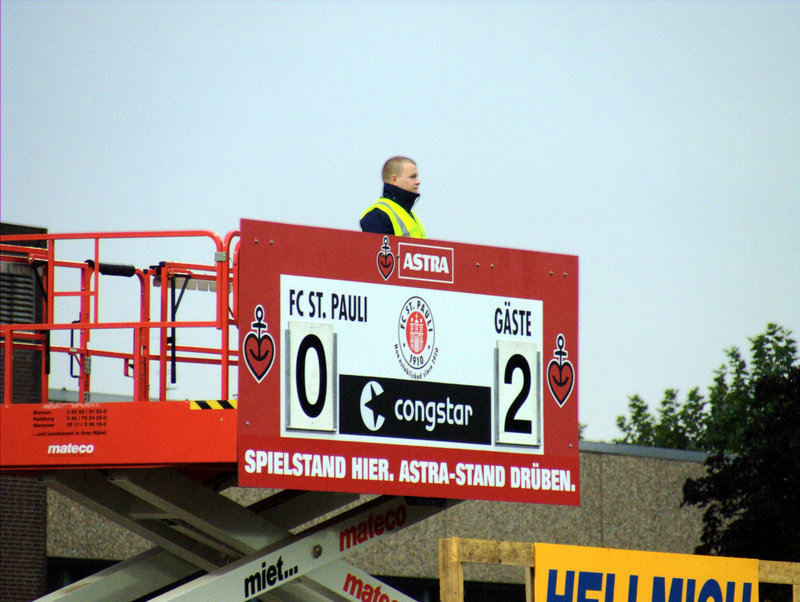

{"left": 382, "top": 156, "right": 416, "bottom": 183}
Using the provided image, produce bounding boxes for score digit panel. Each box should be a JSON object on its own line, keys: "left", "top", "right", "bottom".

{"left": 237, "top": 220, "right": 579, "bottom": 505}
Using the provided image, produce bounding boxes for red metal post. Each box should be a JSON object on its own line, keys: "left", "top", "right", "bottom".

{"left": 93, "top": 237, "right": 101, "bottom": 323}
{"left": 140, "top": 269, "right": 151, "bottom": 401}
{"left": 133, "top": 269, "right": 151, "bottom": 402}
{"left": 220, "top": 231, "right": 239, "bottom": 401}
{"left": 79, "top": 263, "right": 93, "bottom": 403}
{"left": 158, "top": 263, "right": 169, "bottom": 401}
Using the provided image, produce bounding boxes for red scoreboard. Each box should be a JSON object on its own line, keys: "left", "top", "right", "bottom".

{"left": 237, "top": 220, "right": 579, "bottom": 505}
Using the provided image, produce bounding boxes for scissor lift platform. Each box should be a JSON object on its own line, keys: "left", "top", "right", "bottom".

{"left": 1, "top": 228, "right": 451, "bottom": 601}
{"left": 36, "top": 467, "right": 451, "bottom": 601}
{"left": 1, "top": 228, "right": 240, "bottom": 471}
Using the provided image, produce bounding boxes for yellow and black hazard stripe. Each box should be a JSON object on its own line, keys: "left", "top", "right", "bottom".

{"left": 189, "top": 399, "right": 237, "bottom": 410}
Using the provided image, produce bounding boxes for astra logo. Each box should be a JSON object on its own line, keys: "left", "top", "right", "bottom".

{"left": 398, "top": 243, "right": 454, "bottom": 283}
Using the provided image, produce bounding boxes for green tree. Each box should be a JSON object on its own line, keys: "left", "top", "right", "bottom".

{"left": 615, "top": 388, "right": 707, "bottom": 451}
{"left": 703, "top": 323, "right": 798, "bottom": 454}
{"left": 682, "top": 363, "right": 800, "bottom": 562}
{"left": 614, "top": 323, "right": 797, "bottom": 455}
{"left": 615, "top": 324, "right": 800, "bottom": 566}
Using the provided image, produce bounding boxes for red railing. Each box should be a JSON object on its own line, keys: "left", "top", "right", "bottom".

{"left": 0, "top": 230, "right": 240, "bottom": 406}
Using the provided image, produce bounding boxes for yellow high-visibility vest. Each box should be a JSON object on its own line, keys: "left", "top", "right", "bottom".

{"left": 362, "top": 198, "right": 426, "bottom": 238}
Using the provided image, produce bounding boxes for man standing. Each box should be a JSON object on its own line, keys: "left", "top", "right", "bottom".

{"left": 360, "top": 156, "right": 426, "bottom": 238}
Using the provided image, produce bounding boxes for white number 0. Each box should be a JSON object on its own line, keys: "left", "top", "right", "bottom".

{"left": 286, "top": 322, "right": 335, "bottom": 431}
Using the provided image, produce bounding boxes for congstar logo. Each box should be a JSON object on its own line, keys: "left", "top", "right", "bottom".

{"left": 339, "top": 375, "right": 492, "bottom": 445}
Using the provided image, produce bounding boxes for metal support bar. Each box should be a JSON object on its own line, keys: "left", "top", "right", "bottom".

{"left": 35, "top": 548, "right": 199, "bottom": 602}
{"left": 306, "top": 562, "right": 419, "bottom": 602}
{"left": 251, "top": 489, "right": 360, "bottom": 530}
{"left": 152, "top": 494, "right": 457, "bottom": 601}
{"left": 108, "top": 468, "right": 283, "bottom": 553}
{"left": 40, "top": 470, "right": 231, "bottom": 572}
{"left": 41, "top": 470, "right": 441, "bottom": 601}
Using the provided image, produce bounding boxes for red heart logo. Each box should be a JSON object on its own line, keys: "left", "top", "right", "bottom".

{"left": 377, "top": 252, "right": 395, "bottom": 281}
{"left": 243, "top": 331, "right": 275, "bottom": 383}
{"left": 547, "top": 360, "right": 574, "bottom": 407}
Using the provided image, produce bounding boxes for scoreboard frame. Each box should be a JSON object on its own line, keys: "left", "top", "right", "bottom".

{"left": 237, "top": 220, "right": 579, "bottom": 505}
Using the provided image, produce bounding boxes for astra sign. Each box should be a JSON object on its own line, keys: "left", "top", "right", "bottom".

{"left": 237, "top": 220, "right": 579, "bottom": 504}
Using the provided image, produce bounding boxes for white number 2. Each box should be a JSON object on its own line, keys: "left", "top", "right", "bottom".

{"left": 495, "top": 340, "right": 540, "bottom": 446}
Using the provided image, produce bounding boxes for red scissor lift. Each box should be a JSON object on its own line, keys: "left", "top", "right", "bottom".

{"left": 1, "top": 229, "right": 240, "bottom": 468}
{"left": 0, "top": 228, "right": 436, "bottom": 602}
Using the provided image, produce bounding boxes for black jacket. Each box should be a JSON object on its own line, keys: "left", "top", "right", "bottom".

{"left": 359, "top": 183, "right": 420, "bottom": 235}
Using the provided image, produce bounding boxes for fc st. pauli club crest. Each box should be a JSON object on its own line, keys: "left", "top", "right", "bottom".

{"left": 243, "top": 305, "right": 275, "bottom": 383}
{"left": 396, "top": 295, "right": 436, "bottom": 375}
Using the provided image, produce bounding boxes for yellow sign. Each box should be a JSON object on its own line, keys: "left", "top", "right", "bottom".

{"left": 534, "top": 544, "right": 758, "bottom": 602}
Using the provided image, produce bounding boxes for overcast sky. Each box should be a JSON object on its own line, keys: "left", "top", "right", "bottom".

{"left": 2, "top": 0, "right": 798, "bottom": 442}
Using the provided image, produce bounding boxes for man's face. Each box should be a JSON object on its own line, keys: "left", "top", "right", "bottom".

{"left": 391, "top": 161, "right": 419, "bottom": 194}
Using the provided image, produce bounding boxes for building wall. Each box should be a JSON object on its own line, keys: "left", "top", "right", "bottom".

{"left": 1, "top": 475, "right": 47, "bottom": 602}
{"left": 45, "top": 443, "right": 707, "bottom": 586}
{"left": 1, "top": 223, "right": 49, "bottom": 601}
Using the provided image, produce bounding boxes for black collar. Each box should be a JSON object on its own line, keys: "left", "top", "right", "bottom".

{"left": 382, "top": 183, "right": 419, "bottom": 212}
